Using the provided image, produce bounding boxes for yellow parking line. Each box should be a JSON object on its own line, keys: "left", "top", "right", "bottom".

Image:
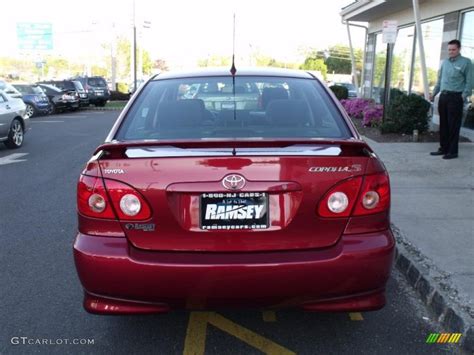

{"left": 208, "top": 313, "right": 295, "bottom": 355}
{"left": 183, "top": 311, "right": 295, "bottom": 355}
{"left": 183, "top": 312, "right": 209, "bottom": 355}
{"left": 349, "top": 312, "right": 364, "bottom": 321}
{"left": 263, "top": 311, "right": 277, "bottom": 322}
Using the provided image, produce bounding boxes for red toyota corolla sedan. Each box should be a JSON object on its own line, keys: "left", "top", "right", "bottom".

{"left": 74, "top": 68, "right": 394, "bottom": 314}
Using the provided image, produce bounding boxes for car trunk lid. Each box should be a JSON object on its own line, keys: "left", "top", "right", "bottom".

{"left": 96, "top": 140, "right": 372, "bottom": 252}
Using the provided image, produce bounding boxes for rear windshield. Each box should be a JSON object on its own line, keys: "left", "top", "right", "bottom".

{"left": 58, "top": 81, "right": 75, "bottom": 90}
{"left": 40, "top": 84, "right": 62, "bottom": 93}
{"left": 87, "top": 78, "right": 107, "bottom": 87}
{"left": 115, "top": 76, "right": 351, "bottom": 141}
{"left": 73, "top": 81, "right": 84, "bottom": 91}
{"left": 15, "top": 85, "right": 43, "bottom": 95}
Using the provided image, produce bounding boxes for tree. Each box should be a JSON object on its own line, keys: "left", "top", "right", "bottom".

{"left": 198, "top": 55, "right": 231, "bottom": 67}
{"left": 153, "top": 59, "right": 169, "bottom": 72}
{"left": 300, "top": 58, "right": 327, "bottom": 79}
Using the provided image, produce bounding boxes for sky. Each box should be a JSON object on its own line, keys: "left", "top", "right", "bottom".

{"left": 0, "top": 0, "right": 365, "bottom": 69}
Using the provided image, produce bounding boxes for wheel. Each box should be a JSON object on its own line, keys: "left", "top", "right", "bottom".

{"left": 4, "top": 118, "right": 24, "bottom": 149}
{"left": 24, "top": 104, "right": 36, "bottom": 118}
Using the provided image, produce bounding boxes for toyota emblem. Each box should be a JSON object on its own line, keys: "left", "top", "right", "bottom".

{"left": 222, "top": 174, "right": 246, "bottom": 190}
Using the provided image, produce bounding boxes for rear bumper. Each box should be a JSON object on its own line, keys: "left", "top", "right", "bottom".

{"left": 74, "top": 230, "right": 395, "bottom": 314}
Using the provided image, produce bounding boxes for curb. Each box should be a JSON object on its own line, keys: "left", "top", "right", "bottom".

{"left": 81, "top": 106, "right": 125, "bottom": 112}
{"left": 393, "top": 225, "right": 473, "bottom": 352}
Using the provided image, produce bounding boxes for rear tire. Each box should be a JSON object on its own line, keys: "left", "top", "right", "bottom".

{"left": 4, "top": 118, "right": 24, "bottom": 149}
{"left": 25, "top": 104, "right": 36, "bottom": 118}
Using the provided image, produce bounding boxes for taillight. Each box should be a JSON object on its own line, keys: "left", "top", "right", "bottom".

{"left": 353, "top": 172, "right": 390, "bottom": 216}
{"left": 77, "top": 175, "right": 151, "bottom": 220}
{"left": 77, "top": 175, "right": 115, "bottom": 219}
{"left": 104, "top": 179, "right": 151, "bottom": 220}
{"left": 318, "top": 177, "right": 363, "bottom": 217}
{"left": 317, "top": 172, "right": 390, "bottom": 218}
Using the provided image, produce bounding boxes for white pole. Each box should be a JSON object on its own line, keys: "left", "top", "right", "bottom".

{"left": 346, "top": 22, "right": 360, "bottom": 97}
{"left": 412, "top": 0, "right": 429, "bottom": 101}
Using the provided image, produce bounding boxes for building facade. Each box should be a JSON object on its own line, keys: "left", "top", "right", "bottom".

{"left": 341, "top": 0, "right": 473, "bottom": 137}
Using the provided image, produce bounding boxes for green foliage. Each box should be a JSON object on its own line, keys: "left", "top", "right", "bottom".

{"left": 379, "top": 87, "right": 405, "bottom": 104}
{"left": 198, "top": 55, "right": 231, "bottom": 67}
{"left": 300, "top": 58, "right": 327, "bottom": 79}
{"left": 329, "top": 85, "right": 348, "bottom": 100}
{"left": 381, "top": 93, "right": 431, "bottom": 134}
{"left": 464, "top": 106, "right": 474, "bottom": 129}
{"left": 116, "top": 82, "right": 129, "bottom": 93}
{"left": 301, "top": 44, "right": 363, "bottom": 75}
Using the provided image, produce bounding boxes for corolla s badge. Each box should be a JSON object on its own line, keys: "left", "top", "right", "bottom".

{"left": 222, "top": 174, "right": 246, "bottom": 190}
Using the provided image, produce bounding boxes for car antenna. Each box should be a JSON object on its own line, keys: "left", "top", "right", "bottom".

{"left": 231, "top": 13, "right": 237, "bottom": 121}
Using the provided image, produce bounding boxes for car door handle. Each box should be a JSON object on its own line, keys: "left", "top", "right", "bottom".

{"left": 6, "top": 105, "right": 10, "bottom": 109}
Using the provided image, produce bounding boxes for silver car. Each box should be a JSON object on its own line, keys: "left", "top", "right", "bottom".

{"left": 0, "top": 90, "right": 28, "bottom": 149}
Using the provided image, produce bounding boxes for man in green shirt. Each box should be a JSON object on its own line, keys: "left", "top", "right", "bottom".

{"left": 430, "top": 39, "right": 472, "bottom": 159}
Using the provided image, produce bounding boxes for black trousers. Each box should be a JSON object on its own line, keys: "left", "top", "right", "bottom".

{"left": 438, "top": 92, "right": 464, "bottom": 155}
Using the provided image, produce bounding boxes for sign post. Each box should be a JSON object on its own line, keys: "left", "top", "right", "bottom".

{"left": 382, "top": 20, "right": 397, "bottom": 123}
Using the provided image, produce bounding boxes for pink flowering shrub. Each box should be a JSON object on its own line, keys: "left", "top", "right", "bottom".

{"left": 362, "top": 105, "right": 383, "bottom": 127}
{"left": 340, "top": 98, "right": 383, "bottom": 127}
{"left": 340, "top": 98, "right": 373, "bottom": 119}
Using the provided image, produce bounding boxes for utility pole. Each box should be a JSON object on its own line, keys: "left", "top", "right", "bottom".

{"left": 131, "top": 0, "right": 137, "bottom": 93}
{"left": 111, "top": 22, "right": 117, "bottom": 91}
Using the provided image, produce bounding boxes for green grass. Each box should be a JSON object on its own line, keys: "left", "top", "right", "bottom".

{"left": 105, "top": 101, "right": 128, "bottom": 109}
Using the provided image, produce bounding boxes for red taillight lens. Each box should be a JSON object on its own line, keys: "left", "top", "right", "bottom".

{"left": 318, "top": 177, "right": 363, "bottom": 217}
{"left": 353, "top": 172, "right": 390, "bottom": 216}
{"left": 77, "top": 175, "right": 151, "bottom": 220}
{"left": 317, "top": 172, "right": 390, "bottom": 218}
{"left": 103, "top": 179, "right": 151, "bottom": 220}
{"left": 77, "top": 175, "right": 115, "bottom": 219}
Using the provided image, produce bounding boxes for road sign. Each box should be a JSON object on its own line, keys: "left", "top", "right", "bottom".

{"left": 16, "top": 23, "right": 53, "bottom": 50}
{"left": 382, "top": 20, "right": 398, "bottom": 44}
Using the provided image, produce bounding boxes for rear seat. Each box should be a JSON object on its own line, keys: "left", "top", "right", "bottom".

{"left": 265, "top": 100, "right": 311, "bottom": 127}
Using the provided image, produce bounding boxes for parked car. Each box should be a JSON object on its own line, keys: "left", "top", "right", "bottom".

{"left": 74, "top": 68, "right": 394, "bottom": 314}
{"left": 336, "top": 82, "right": 358, "bottom": 98}
{"left": 0, "top": 80, "right": 22, "bottom": 99}
{"left": 37, "top": 84, "right": 79, "bottom": 113}
{"left": 12, "top": 84, "right": 51, "bottom": 118}
{"left": 73, "top": 76, "right": 110, "bottom": 106}
{"left": 39, "top": 80, "right": 89, "bottom": 107}
{"left": 0, "top": 90, "right": 28, "bottom": 148}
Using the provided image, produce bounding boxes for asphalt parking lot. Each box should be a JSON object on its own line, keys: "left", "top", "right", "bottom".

{"left": 0, "top": 111, "right": 462, "bottom": 354}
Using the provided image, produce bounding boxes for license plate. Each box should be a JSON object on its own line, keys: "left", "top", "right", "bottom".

{"left": 200, "top": 192, "right": 268, "bottom": 230}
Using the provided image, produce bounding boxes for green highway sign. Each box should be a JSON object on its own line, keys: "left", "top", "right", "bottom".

{"left": 17, "top": 23, "right": 53, "bottom": 50}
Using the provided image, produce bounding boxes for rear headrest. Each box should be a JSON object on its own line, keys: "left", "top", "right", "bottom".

{"left": 262, "top": 87, "right": 289, "bottom": 109}
{"left": 266, "top": 100, "right": 310, "bottom": 126}
{"left": 157, "top": 99, "right": 204, "bottom": 128}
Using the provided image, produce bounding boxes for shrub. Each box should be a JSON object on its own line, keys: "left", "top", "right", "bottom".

{"left": 110, "top": 91, "right": 130, "bottom": 101}
{"left": 379, "top": 88, "right": 405, "bottom": 104}
{"left": 329, "top": 85, "right": 348, "bottom": 100}
{"left": 381, "top": 93, "right": 431, "bottom": 134}
{"left": 116, "top": 82, "right": 129, "bottom": 93}
{"left": 341, "top": 98, "right": 374, "bottom": 119}
{"left": 362, "top": 105, "right": 383, "bottom": 127}
{"left": 464, "top": 106, "right": 474, "bottom": 129}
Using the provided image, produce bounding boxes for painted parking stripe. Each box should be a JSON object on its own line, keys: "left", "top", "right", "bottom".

{"left": 183, "top": 312, "right": 209, "bottom": 355}
{"left": 0, "top": 153, "right": 28, "bottom": 166}
{"left": 31, "top": 121, "right": 64, "bottom": 123}
{"left": 349, "top": 312, "right": 364, "bottom": 321}
{"left": 184, "top": 312, "right": 295, "bottom": 355}
{"left": 262, "top": 311, "right": 277, "bottom": 322}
